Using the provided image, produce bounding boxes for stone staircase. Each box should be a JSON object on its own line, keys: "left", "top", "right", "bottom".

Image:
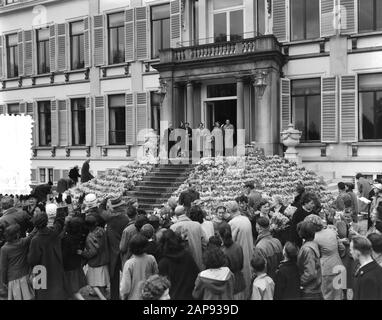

{"left": 127, "top": 163, "right": 194, "bottom": 213}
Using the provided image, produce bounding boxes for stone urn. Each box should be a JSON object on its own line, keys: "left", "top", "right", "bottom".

{"left": 281, "top": 123, "right": 302, "bottom": 163}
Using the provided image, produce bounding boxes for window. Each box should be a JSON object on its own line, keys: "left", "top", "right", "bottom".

{"left": 7, "top": 104, "right": 20, "bottom": 115}
{"left": 257, "top": 0, "right": 266, "bottom": 35}
{"left": 6, "top": 0, "right": 18, "bottom": 4}
{"left": 48, "top": 168, "right": 53, "bottom": 183}
{"left": 39, "top": 168, "right": 46, "bottom": 183}
{"left": 70, "top": 21, "right": 85, "bottom": 70}
{"left": 37, "top": 28, "right": 50, "bottom": 74}
{"left": 6, "top": 34, "right": 18, "bottom": 78}
{"left": 71, "top": 98, "right": 86, "bottom": 145}
{"left": 359, "top": 73, "right": 382, "bottom": 140}
{"left": 151, "top": 4, "right": 170, "bottom": 59}
{"left": 108, "top": 12, "right": 125, "bottom": 65}
{"left": 207, "top": 83, "right": 237, "bottom": 98}
{"left": 290, "top": 0, "right": 319, "bottom": 41}
{"left": 109, "top": 95, "right": 126, "bottom": 145}
{"left": 291, "top": 78, "right": 321, "bottom": 142}
{"left": 151, "top": 92, "right": 161, "bottom": 133}
{"left": 212, "top": 0, "right": 244, "bottom": 43}
{"left": 358, "top": 0, "right": 382, "bottom": 33}
{"left": 38, "top": 101, "right": 52, "bottom": 146}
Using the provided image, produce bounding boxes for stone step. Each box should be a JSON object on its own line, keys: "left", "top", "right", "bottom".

{"left": 133, "top": 186, "right": 179, "bottom": 193}
{"left": 137, "top": 197, "right": 170, "bottom": 204}
{"left": 141, "top": 176, "right": 186, "bottom": 183}
{"left": 149, "top": 170, "right": 190, "bottom": 177}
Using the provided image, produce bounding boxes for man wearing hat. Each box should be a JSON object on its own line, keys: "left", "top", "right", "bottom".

{"left": 83, "top": 194, "right": 104, "bottom": 228}
{"left": 100, "top": 195, "right": 129, "bottom": 300}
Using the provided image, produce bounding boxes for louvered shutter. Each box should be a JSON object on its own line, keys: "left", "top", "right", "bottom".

{"left": 31, "top": 169, "right": 37, "bottom": 182}
{"left": 19, "top": 102, "right": 26, "bottom": 114}
{"left": 0, "top": 36, "right": 3, "bottom": 79}
{"left": 84, "top": 17, "right": 91, "bottom": 68}
{"left": 125, "top": 9, "right": 135, "bottom": 62}
{"left": 136, "top": 92, "right": 149, "bottom": 145}
{"left": 273, "top": 0, "right": 289, "bottom": 42}
{"left": 280, "top": 78, "right": 291, "bottom": 131}
{"left": 58, "top": 100, "right": 69, "bottom": 146}
{"left": 51, "top": 100, "right": 59, "bottom": 147}
{"left": 340, "top": 75, "right": 357, "bottom": 142}
{"left": 321, "top": 77, "right": 338, "bottom": 143}
{"left": 49, "top": 25, "right": 56, "bottom": 72}
{"left": 18, "top": 31, "right": 24, "bottom": 76}
{"left": 135, "top": 7, "right": 148, "bottom": 60}
{"left": 94, "top": 96, "right": 106, "bottom": 146}
{"left": 24, "top": 30, "right": 33, "bottom": 76}
{"left": 53, "top": 169, "right": 61, "bottom": 182}
{"left": 93, "top": 15, "right": 105, "bottom": 66}
{"left": 170, "top": 0, "right": 182, "bottom": 48}
{"left": 57, "top": 23, "right": 67, "bottom": 71}
{"left": 0, "top": 104, "right": 5, "bottom": 114}
{"left": 125, "top": 93, "right": 135, "bottom": 145}
{"left": 85, "top": 97, "right": 92, "bottom": 146}
{"left": 62, "top": 169, "right": 69, "bottom": 179}
{"left": 26, "top": 102, "right": 37, "bottom": 147}
{"left": 339, "top": 0, "right": 356, "bottom": 34}
{"left": 320, "top": 0, "right": 336, "bottom": 37}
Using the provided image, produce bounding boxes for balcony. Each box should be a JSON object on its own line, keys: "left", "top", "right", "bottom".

{"left": 159, "top": 35, "right": 283, "bottom": 64}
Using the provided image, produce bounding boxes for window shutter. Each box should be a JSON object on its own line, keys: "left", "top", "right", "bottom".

{"left": 51, "top": 100, "right": 59, "bottom": 147}
{"left": 18, "top": 31, "right": 24, "bottom": 76}
{"left": 339, "top": 0, "right": 356, "bottom": 34}
{"left": 170, "top": 0, "right": 182, "bottom": 48}
{"left": 85, "top": 96, "right": 92, "bottom": 146}
{"left": 0, "top": 35, "right": 3, "bottom": 79}
{"left": 53, "top": 169, "right": 61, "bottom": 182}
{"left": 93, "top": 14, "right": 105, "bottom": 66}
{"left": 273, "top": 0, "right": 289, "bottom": 42}
{"left": 321, "top": 76, "right": 338, "bottom": 143}
{"left": 0, "top": 104, "right": 5, "bottom": 114}
{"left": 57, "top": 23, "right": 68, "bottom": 71}
{"left": 24, "top": 30, "right": 33, "bottom": 76}
{"left": 280, "top": 78, "right": 291, "bottom": 131}
{"left": 125, "top": 9, "right": 135, "bottom": 62}
{"left": 84, "top": 17, "right": 91, "bottom": 68}
{"left": 94, "top": 96, "right": 106, "bottom": 146}
{"left": 135, "top": 7, "right": 148, "bottom": 60}
{"left": 340, "top": 75, "right": 357, "bottom": 142}
{"left": 26, "top": 102, "right": 37, "bottom": 147}
{"left": 58, "top": 100, "right": 69, "bottom": 146}
{"left": 31, "top": 169, "right": 37, "bottom": 182}
{"left": 320, "top": 0, "right": 336, "bottom": 37}
{"left": 125, "top": 93, "right": 135, "bottom": 145}
{"left": 136, "top": 92, "right": 149, "bottom": 145}
{"left": 49, "top": 25, "right": 56, "bottom": 72}
{"left": 19, "top": 102, "right": 26, "bottom": 114}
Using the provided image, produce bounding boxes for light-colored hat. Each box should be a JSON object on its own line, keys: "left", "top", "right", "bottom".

{"left": 304, "top": 214, "right": 324, "bottom": 227}
{"left": 226, "top": 201, "right": 239, "bottom": 213}
{"left": 45, "top": 203, "right": 57, "bottom": 221}
{"left": 108, "top": 195, "right": 125, "bottom": 209}
{"left": 174, "top": 205, "right": 185, "bottom": 216}
{"left": 84, "top": 194, "right": 97, "bottom": 208}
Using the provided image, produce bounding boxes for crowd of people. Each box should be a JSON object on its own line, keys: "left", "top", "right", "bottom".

{"left": 0, "top": 171, "right": 382, "bottom": 300}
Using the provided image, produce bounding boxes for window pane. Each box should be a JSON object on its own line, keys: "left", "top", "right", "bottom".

{"left": 162, "top": 18, "right": 170, "bottom": 49}
{"left": 71, "top": 36, "right": 79, "bottom": 69}
{"left": 359, "top": 73, "right": 382, "bottom": 91}
{"left": 292, "top": 78, "right": 321, "bottom": 95}
{"left": 291, "top": 0, "right": 305, "bottom": 41}
{"left": 39, "top": 169, "right": 46, "bottom": 183}
{"left": 109, "top": 28, "right": 118, "bottom": 64}
{"left": 359, "top": 0, "right": 374, "bottom": 32}
{"left": 376, "top": 92, "right": 382, "bottom": 139}
{"left": 37, "top": 28, "right": 49, "bottom": 41}
{"left": 207, "top": 83, "right": 237, "bottom": 98}
{"left": 360, "top": 91, "right": 382, "bottom": 140}
{"left": 71, "top": 21, "right": 84, "bottom": 36}
{"left": 306, "top": 95, "right": 321, "bottom": 141}
{"left": 7, "top": 34, "right": 18, "bottom": 46}
{"left": 78, "top": 34, "right": 85, "bottom": 68}
{"left": 71, "top": 99, "right": 86, "bottom": 145}
{"left": 230, "top": 10, "right": 243, "bottom": 41}
{"left": 117, "top": 26, "right": 125, "bottom": 62}
{"left": 109, "top": 94, "right": 125, "bottom": 107}
{"left": 293, "top": 96, "right": 306, "bottom": 140}
{"left": 152, "top": 4, "right": 170, "bottom": 20}
{"left": 306, "top": 0, "right": 319, "bottom": 39}
{"left": 38, "top": 102, "right": 51, "bottom": 146}
{"left": 109, "top": 96, "right": 126, "bottom": 145}
{"left": 257, "top": 0, "right": 266, "bottom": 35}
{"left": 214, "top": 12, "right": 227, "bottom": 42}
{"left": 108, "top": 12, "right": 124, "bottom": 27}
{"left": 38, "top": 41, "right": 49, "bottom": 74}
{"left": 48, "top": 169, "right": 53, "bottom": 183}
{"left": 213, "top": 0, "right": 243, "bottom": 10}
{"left": 8, "top": 104, "right": 19, "bottom": 115}
{"left": 152, "top": 20, "right": 161, "bottom": 58}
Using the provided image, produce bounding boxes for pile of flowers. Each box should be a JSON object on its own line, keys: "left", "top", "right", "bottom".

{"left": 68, "top": 161, "right": 153, "bottom": 203}
{"left": 173, "top": 147, "right": 335, "bottom": 215}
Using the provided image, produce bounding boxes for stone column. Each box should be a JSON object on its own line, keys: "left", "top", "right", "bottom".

{"left": 160, "top": 79, "right": 173, "bottom": 129}
{"left": 186, "top": 81, "right": 194, "bottom": 127}
{"left": 236, "top": 77, "right": 245, "bottom": 130}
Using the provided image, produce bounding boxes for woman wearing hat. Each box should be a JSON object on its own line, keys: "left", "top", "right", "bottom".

{"left": 83, "top": 194, "right": 105, "bottom": 228}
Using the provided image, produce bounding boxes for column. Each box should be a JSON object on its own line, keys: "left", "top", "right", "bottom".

{"left": 236, "top": 77, "right": 245, "bottom": 130}
{"left": 160, "top": 79, "right": 173, "bottom": 130}
{"left": 186, "top": 81, "right": 194, "bottom": 127}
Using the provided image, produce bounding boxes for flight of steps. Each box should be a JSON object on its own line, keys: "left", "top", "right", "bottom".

{"left": 127, "top": 163, "right": 194, "bottom": 214}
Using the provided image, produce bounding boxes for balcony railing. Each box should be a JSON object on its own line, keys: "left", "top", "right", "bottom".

{"left": 159, "top": 35, "right": 282, "bottom": 64}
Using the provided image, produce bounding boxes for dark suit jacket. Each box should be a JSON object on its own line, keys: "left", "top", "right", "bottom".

{"left": 353, "top": 260, "right": 382, "bottom": 300}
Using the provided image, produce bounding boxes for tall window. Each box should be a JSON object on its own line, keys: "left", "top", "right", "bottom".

{"left": 6, "top": 34, "right": 18, "bottom": 78}
{"left": 151, "top": 92, "right": 161, "bottom": 133}
{"left": 257, "top": 0, "right": 266, "bottom": 35}
{"left": 290, "top": 0, "right": 320, "bottom": 41}
{"left": 37, "top": 28, "right": 50, "bottom": 74}
{"left": 109, "top": 95, "right": 126, "bottom": 145}
{"left": 70, "top": 21, "right": 85, "bottom": 70}
{"left": 292, "top": 78, "right": 321, "bottom": 142}
{"left": 359, "top": 73, "right": 382, "bottom": 140}
{"left": 108, "top": 12, "right": 125, "bottom": 65}
{"left": 71, "top": 98, "right": 86, "bottom": 145}
{"left": 358, "top": 0, "right": 382, "bottom": 33}
{"left": 38, "top": 101, "right": 52, "bottom": 146}
{"left": 212, "top": 0, "right": 244, "bottom": 43}
{"left": 151, "top": 4, "right": 170, "bottom": 59}
{"left": 39, "top": 168, "right": 46, "bottom": 183}
{"left": 7, "top": 104, "right": 20, "bottom": 115}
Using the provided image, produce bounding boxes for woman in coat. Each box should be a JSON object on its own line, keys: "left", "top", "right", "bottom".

{"left": 304, "top": 214, "right": 345, "bottom": 300}
{"left": 80, "top": 159, "right": 94, "bottom": 183}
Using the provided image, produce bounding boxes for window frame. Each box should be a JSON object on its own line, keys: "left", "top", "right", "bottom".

{"left": 290, "top": 0, "right": 320, "bottom": 42}
{"left": 36, "top": 28, "right": 50, "bottom": 75}
{"left": 358, "top": 0, "right": 382, "bottom": 33}
{"left": 108, "top": 94, "right": 126, "bottom": 146}
{"left": 70, "top": 21, "right": 85, "bottom": 71}
{"left": 71, "top": 98, "right": 86, "bottom": 146}
{"left": 6, "top": 33, "right": 19, "bottom": 78}
{"left": 150, "top": 3, "right": 171, "bottom": 59}
{"left": 291, "top": 77, "right": 321, "bottom": 143}
{"left": 37, "top": 100, "right": 52, "bottom": 147}
{"left": 107, "top": 12, "right": 125, "bottom": 65}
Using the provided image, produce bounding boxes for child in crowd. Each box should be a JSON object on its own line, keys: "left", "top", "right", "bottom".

{"left": 250, "top": 253, "right": 275, "bottom": 300}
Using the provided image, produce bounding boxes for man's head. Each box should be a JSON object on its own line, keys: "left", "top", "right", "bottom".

{"left": 350, "top": 236, "right": 372, "bottom": 262}
{"left": 244, "top": 182, "right": 254, "bottom": 194}
{"left": 1, "top": 196, "right": 14, "bottom": 211}
{"left": 127, "top": 205, "right": 138, "bottom": 220}
{"left": 283, "top": 241, "right": 298, "bottom": 262}
{"left": 356, "top": 173, "right": 363, "bottom": 180}
{"left": 301, "top": 193, "right": 316, "bottom": 212}
{"left": 297, "top": 221, "right": 316, "bottom": 242}
{"left": 256, "top": 216, "right": 270, "bottom": 234}
{"left": 185, "top": 122, "right": 190, "bottom": 128}
{"left": 225, "top": 201, "right": 239, "bottom": 215}
{"left": 214, "top": 121, "right": 220, "bottom": 127}
{"left": 174, "top": 205, "right": 185, "bottom": 217}
{"left": 251, "top": 253, "right": 266, "bottom": 276}
{"left": 216, "top": 205, "right": 229, "bottom": 221}
{"left": 367, "top": 233, "right": 382, "bottom": 259}
{"left": 225, "top": 120, "right": 230, "bottom": 125}
{"left": 338, "top": 182, "right": 346, "bottom": 192}
{"left": 199, "top": 123, "right": 204, "bottom": 129}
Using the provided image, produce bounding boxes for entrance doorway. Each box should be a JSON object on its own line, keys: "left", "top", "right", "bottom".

{"left": 205, "top": 99, "right": 236, "bottom": 130}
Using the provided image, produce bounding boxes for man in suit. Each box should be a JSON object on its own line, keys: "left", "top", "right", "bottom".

{"left": 351, "top": 236, "right": 382, "bottom": 300}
